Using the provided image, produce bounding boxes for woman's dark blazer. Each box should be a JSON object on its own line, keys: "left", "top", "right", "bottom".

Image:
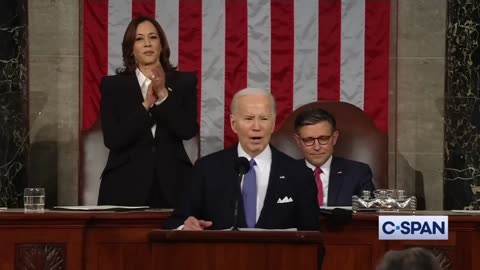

{"left": 97, "top": 71, "right": 198, "bottom": 207}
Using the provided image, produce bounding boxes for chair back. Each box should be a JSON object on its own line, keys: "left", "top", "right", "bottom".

{"left": 270, "top": 101, "right": 388, "bottom": 188}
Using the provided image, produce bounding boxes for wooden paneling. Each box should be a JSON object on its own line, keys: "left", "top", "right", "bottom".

{"left": 0, "top": 227, "right": 83, "bottom": 270}
{"left": 323, "top": 245, "right": 372, "bottom": 270}
{"left": 97, "top": 243, "right": 151, "bottom": 270}
{"left": 0, "top": 210, "right": 479, "bottom": 269}
{"left": 150, "top": 231, "right": 324, "bottom": 270}
{"left": 0, "top": 210, "right": 168, "bottom": 270}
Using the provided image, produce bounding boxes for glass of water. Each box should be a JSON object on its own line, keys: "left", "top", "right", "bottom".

{"left": 24, "top": 188, "right": 45, "bottom": 213}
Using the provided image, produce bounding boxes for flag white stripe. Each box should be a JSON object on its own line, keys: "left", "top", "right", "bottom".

{"left": 340, "top": 0, "right": 365, "bottom": 109}
{"left": 293, "top": 0, "right": 319, "bottom": 109}
{"left": 100, "top": 0, "right": 377, "bottom": 157}
{"left": 200, "top": 0, "right": 226, "bottom": 156}
{"left": 155, "top": 1, "right": 198, "bottom": 163}
{"left": 247, "top": 0, "right": 271, "bottom": 91}
{"left": 156, "top": 0, "right": 179, "bottom": 67}
{"left": 108, "top": 0, "right": 132, "bottom": 75}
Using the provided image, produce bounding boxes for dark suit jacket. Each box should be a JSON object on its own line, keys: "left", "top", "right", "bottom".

{"left": 162, "top": 145, "right": 320, "bottom": 230}
{"left": 98, "top": 71, "right": 198, "bottom": 207}
{"left": 324, "top": 156, "right": 375, "bottom": 206}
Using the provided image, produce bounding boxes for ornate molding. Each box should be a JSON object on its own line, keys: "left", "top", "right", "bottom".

{"left": 15, "top": 243, "right": 66, "bottom": 270}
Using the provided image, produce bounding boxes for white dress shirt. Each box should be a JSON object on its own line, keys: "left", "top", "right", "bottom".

{"left": 305, "top": 156, "right": 333, "bottom": 206}
{"left": 237, "top": 144, "right": 272, "bottom": 223}
{"left": 135, "top": 68, "right": 170, "bottom": 137}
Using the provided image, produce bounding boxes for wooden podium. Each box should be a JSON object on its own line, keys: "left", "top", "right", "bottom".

{"left": 149, "top": 230, "right": 325, "bottom": 270}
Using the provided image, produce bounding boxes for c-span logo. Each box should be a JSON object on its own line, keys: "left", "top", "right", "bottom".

{"left": 379, "top": 216, "right": 448, "bottom": 240}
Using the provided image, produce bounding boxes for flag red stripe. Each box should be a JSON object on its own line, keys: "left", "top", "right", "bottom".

{"left": 364, "top": 0, "right": 390, "bottom": 133}
{"left": 270, "top": 0, "right": 294, "bottom": 129}
{"left": 132, "top": 0, "right": 155, "bottom": 18}
{"left": 82, "top": 0, "right": 108, "bottom": 130}
{"left": 224, "top": 0, "right": 248, "bottom": 148}
{"left": 82, "top": 0, "right": 390, "bottom": 145}
{"left": 317, "top": 0, "right": 341, "bottom": 101}
{"left": 178, "top": 0, "right": 202, "bottom": 142}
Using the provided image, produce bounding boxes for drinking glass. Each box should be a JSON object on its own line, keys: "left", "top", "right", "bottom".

{"left": 24, "top": 188, "right": 45, "bottom": 213}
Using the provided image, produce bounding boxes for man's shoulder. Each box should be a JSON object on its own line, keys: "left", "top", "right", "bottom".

{"left": 271, "top": 146, "right": 295, "bottom": 162}
{"left": 271, "top": 146, "right": 311, "bottom": 172}
{"left": 333, "top": 156, "right": 371, "bottom": 170}
{"left": 194, "top": 147, "right": 234, "bottom": 167}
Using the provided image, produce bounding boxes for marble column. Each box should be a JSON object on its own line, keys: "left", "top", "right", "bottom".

{"left": 0, "top": 0, "right": 28, "bottom": 208}
{"left": 392, "top": 0, "right": 446, "bottom": 210}
{"left": 444, "top": 0, "right": 480, "bottom": 209}
{"left": 28, "top": 0, "right": 80, "bottom": 206}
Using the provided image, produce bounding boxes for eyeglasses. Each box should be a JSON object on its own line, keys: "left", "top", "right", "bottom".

{"left": 300, "top": 135, "right": 333, "bottom": 146}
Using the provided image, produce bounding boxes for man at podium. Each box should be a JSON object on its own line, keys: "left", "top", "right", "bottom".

{"left": 163, "top": 88, "right": 320, "bottom": 231}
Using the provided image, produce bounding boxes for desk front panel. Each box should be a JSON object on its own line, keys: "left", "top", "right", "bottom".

{"left": 0, "top": 210, "right": 479, "bottom": 270}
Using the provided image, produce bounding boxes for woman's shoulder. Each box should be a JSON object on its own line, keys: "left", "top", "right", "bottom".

{"left": 169, "top": 70, "right": 197, "bottom": 81}
{"left": 100, "top": 73, "right": 136, "bottom": 94}
{"left": 101, "top": 73, "right": 135, "bottom": 85}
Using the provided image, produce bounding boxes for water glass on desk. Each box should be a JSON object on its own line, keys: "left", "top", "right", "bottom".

{"left": 24, "top": 188, "right": 45, "bottom": 213}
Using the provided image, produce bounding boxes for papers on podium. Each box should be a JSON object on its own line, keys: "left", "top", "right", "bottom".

{"left": 52, "top": 205, "right": 150, "bottom": 211}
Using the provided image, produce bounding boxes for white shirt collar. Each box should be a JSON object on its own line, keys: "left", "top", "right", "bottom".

{"left": 237, "top": 144, "right": 272, "bottom": 173}
{"left": 135, "top": 67, "right": 173, "bottom": 93}
{"left": 135, "top": 68, "right": 149, "bottom": 88}
{"left": 305, "top": 155, "right": 333, "bottom": 175}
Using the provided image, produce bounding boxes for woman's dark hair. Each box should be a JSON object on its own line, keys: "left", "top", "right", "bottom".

{"left": 116, "top": 16, "right": 176, "bottom": 74}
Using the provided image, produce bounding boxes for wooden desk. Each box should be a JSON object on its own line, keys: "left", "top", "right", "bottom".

{"left": 149, "top": 230, "right": 324, "bottom": 270}
{"left": 321, "top": 211, "right": 480, "bottom": 270}
{"left": 0, "top": 209, "right": 169, "bottom": 270}
{"left": 0, "top": 210, "right": 479, "bottom": 270}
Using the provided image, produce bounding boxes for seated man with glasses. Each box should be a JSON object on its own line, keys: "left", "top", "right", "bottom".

{"left": 294, "top": 108, "right": 375, "bottom": 206}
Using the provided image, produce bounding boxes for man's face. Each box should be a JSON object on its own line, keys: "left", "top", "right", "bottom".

{"left": 230, "top": 95, "right": 275, "bottom": 157}
{"left": 294, "top": 121, "right": 338, "bottom": 167}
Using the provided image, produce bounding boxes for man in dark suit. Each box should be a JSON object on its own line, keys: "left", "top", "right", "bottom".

{"left": 294, "top": 108, "right": 375, "bottom": 206}
{"left": 163, "top": 88, "right": 320, "bottom": 230}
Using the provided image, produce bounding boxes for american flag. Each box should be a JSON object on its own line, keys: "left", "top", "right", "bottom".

{"left": 82, "top": 0, "right": 390, "bottom": 157}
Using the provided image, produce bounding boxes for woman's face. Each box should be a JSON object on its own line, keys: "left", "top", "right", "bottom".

{"left": 132, "top": 21, "right": 161, "bottom": 69}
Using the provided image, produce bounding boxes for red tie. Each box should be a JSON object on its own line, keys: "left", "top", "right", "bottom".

{"left": 314, "top": 167, "right": 324, "bottom": 206}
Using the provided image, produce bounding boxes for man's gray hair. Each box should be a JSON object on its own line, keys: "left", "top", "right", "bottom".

{"left": 230, "top": 87, "right": 276, "bottom": 115}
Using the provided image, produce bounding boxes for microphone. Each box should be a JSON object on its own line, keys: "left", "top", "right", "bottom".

{"left": 232, "top": 157, "right": 250, "bottom": 230}
{"left": 319, "top": 208, "right": 353, "bottom": 226}
{"left": 235, "top": 157, "right": 250, "bottom": 175}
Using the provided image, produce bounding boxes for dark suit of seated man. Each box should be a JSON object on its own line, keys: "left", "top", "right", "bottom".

{"left": 162, "top": 88, "right": 320, "bottom": 231}
{"left": 293, "top": 108, "right": 375, "bottom": 207}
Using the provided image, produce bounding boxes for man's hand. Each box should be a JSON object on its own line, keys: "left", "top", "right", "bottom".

{"left": 183, "top": 216, "right": 213, "bottom": 230}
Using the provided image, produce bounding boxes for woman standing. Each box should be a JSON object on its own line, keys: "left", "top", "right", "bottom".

{"left": 98, "top": 16, "right": 198, "bottom": 208}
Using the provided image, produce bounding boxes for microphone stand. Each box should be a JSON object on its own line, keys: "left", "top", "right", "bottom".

{"left": 232, "top": 173, "right": 245, "bottom": 230}
{"left": 232, "top": 156, "right": 249, "bottom": 230}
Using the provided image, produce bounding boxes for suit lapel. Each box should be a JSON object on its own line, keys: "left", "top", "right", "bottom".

{"left": 165, "top": 71, "right": 175, "bottom": 92}
{"left": 256, "top": 147, "right": 280, "bottom": 226}
{"left": 327, "top": 157, "right": 345, "bottom": 206}
{"left": 120, "top": 74, "right": 144, "bottom": 105}
{"left": 121, "top": 74, "right": 156, "bottom": 140}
